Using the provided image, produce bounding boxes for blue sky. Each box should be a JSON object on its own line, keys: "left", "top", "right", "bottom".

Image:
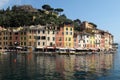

{"left": 0, "top": 0, "right": 120, "bottom": 43}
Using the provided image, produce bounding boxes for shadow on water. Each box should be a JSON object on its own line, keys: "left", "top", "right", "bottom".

{"left": 0, "top": 51, "right": 116, "bottom": 80}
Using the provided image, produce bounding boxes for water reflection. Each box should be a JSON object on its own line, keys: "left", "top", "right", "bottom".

{"left": 0, "top": 53, "right": 114, "bottom": 80}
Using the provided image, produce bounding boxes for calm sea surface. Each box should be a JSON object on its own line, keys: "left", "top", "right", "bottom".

{"left": 0, "top": 49, "right": 119, "bottom": 80}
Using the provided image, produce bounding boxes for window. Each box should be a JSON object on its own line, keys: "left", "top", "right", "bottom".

{"left": 24, "top": 37, "right": 26, "bottom": 40}
{"left": 21, "top": 42, "right": 23, "bottom": 45}
{"left": 66, "top": 28, "right": 68, "bottom": 30}
{"left": 87, "top": 40, "right": 88, "bottom": 42}
{"left": 50, "top": 42, "right": 52, "bottom": 46}
{"left": 48, "top": 37, "right": 50, "bottom": 41}
{"left": 53, "top": 31, "right": 54, "bottom": 34}
{"left": 24, "top": 32, "right": 26, "bottom": 35}
{"left": 38, "top": 42, "right": 40, "bottom": 45}
{"left": 5, "top": 37, "right": 7, "bottom": 40}
{"left": 70, "top": 28, "right": 72, "bottom": 31}
{"left": 9, "top": 37, "right": 12, "bottom": 40}
{"left": 9, "top": 42, "right": 12, "bottom": 45}
{"left": 43, "top": 42, "right": 45, "bottom": 46}
{"left": 48, "top": 31, "right": 50, "bottom": 34}
{"left": 62, "top": 32, "right": 64, "bottom": 35}
{"left": 53, "top": 37, "right": 55, "bottom": 41}
{"left": 4, "top": 42, "right": 5, "bottom": 45}
{"left": 59, "top": 37, "right": 62, "bottom": 41}
{"left": 83, "top": 40, "right": 85, "bottom": 43}
{"left": 21, "top": 32, "right": 23, "bottom": 35}
{"left": 41, "top": 36, "right": 46, "bottom": 40}
{"left": 84, "top": 44, "right": 86, "bottom": 47}
{"left": 37, "top": 36, "right": 40, "bottom": 40}
{"left": 29, "top": 36, "right": 31, "bottom": 39}
{"left": 87, "top": 35, "right": 89, "bottom": 38}
{"left": 43, "top": 30, "right": 45, "bottom": 34}
{"left": 69, "top": 38, "right": 71, "bottom": 41}
{"left": 70, "top": 32, "right": 72, "bottom": 35}
{"left": 24, "top": 42, "right": 26, "bottom": 46}
{"left": 38, "top": 30, "right": 40, "bottom": 34}
{"left": 16, "top": 37, "right": 18, "bottom": 40}
{"left": 66, "top": 32, "right": 68, "bottom": 35}
{"left": 3, "top": 37, "right": 5, "bottom": 40}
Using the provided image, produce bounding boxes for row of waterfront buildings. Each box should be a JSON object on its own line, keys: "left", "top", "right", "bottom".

{"left": 0, "top": 21, "right": 114, "bottom": 51}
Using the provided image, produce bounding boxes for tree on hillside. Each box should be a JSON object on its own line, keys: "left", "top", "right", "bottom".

{"left": 73, "top": 19, "right": 81, "bottom": 31}
{"left": 12, "top": 5, "right": 17, "bottom": 12}
{"left": 58, "top": 14, "right": 67, "bottom": 25}
{"left": 42, "top": 4, "right": 51, "bottom": 11}
{"left": 54, "top": 8, "right": 64, "bottom": 15}
{"left": 74, "top": 19, "right": 81, "bottom": 25}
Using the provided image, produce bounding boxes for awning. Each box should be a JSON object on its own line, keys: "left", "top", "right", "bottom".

{"left": 16, "top": 46, "right": 22, "bottom": 49}
{"left": 69, "top": 48, "right": 76, "bottom": 50}
{"left": 75, "top": 48, "right": 83, "bottom": 50}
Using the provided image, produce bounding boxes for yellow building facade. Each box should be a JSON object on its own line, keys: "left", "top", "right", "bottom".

{"left": 64, "top": 24, "right": 74, "bottom": 48}
{"left": 89, "top": 34, "right": 95, "bottom": 49}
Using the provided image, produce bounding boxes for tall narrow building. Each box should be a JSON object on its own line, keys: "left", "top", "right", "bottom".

{"left": 55, "top": 23, "right": 74, "bottom": 49}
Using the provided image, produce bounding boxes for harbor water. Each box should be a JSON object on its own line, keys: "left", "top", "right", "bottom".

{"left": 0, "top": 49, "right": 119, "bottom": 80}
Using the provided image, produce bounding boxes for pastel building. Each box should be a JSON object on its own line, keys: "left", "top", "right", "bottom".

{"left": 80, "top": 21, "right": 97, "bottom": 50}
{"left": 0, "top": 28, "right": 8, "bottom": 49}
{"left": 55, "top": 25, "right": 64, "bottom": 48}
{"left": 99, "top": 31, "right": 105, "bottom": 50}
{"left": 89, "top": 34, "right": 95, "bottom": 49}
{"left": 104, "top": 32, "right": 110, "bottom": 50}
{"left": 12, "top": 28, "right": 21, "bottom": 46}
{"left": 7, "top": 29, "right": 13, "bottom": 46}
{"left": 0, "top": 27, "right": 14, "bottom": 50}
{"left": 20, "top": 27, "right": 28, "bottom": 47}
{"left": 76, "top": 32, "right": 90, "bottom": 50}
{"left": 64, "top": 24, "right": 74, "bottom": 48}
{"left": 0, "top": 22, "right": 114, "bottom": 52}
{"left": 94, "top": 29, "right": 101, "bottom": 49}
{"left": 30, "top": 25, "right": 57, "bottom": 51}
{"left": 56, "top": 23, "right": 74, "bottom": 49}
{"left": 73, "top": 33, "right": 79, "bottom": 49}
{"left": 109, "top": 34, "right": 113, "bottom": 49}
{"left": 80, "top": 21, "right": 97, "bottom": 32}
{"left": 27, "top": 26, "right": 36, "bottom": 47}
{"left": 45, "top": 25, "right": 57, "bottom": 47}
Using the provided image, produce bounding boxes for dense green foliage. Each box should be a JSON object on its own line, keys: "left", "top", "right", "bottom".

{"left": 0, "top": 4, "right": 81, "bottom": 31}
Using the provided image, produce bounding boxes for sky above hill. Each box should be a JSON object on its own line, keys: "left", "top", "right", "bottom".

{"left": 0, "top": 0, "right": 120, "bottom": 43}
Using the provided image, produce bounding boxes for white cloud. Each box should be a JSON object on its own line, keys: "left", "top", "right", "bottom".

{"left": 0, "top": 0, "right": 9, "bottom": 9}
